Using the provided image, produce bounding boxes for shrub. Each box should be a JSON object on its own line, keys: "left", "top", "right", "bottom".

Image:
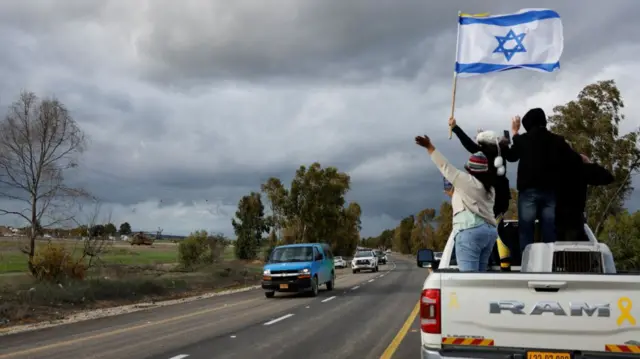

{"left": 205, "top": 233, "right": 228, "bottom": 263}
{"left": 31, "top": 243, "right": 87, "bottom": 281}
{"left": 178, "top": 230, "right": 209, "bottom": 268}
{"left": 179, "top": 230, "right": 230, "bottom": 268}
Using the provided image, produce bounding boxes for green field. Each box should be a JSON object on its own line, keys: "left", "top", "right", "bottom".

{"left": 0, "top": 238, "right": 236, "bottom": 274}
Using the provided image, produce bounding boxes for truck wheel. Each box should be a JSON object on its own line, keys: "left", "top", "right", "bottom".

{"left": 326, "top": 273, "right": 335, "bottom": 291}
{"left": 310, "top": 276, "right": 319, "bottom": 297}
{"left": 352, "top": 269, "right": 356, "bottom": 274}
{"left": 265, "top": 291, "right": 275, "bottom": 298}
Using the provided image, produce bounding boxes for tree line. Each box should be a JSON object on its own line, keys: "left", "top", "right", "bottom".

{"left": 365, "top": 80, "right": 640, "bottom": 270}
{"left": 231, "top": 163, "right": 362, "bottom": 260}
{"left": 15, "top": 222, "right": 135, "bottom": 238}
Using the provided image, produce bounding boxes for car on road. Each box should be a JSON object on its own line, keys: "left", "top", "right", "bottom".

{"left": 334, "top": 256, "right": 347, "bottom": 268}
{"left": 351, "top": 250, "right": 378, "bottom": 273}
{"left": 434, "top": 251, "right": 442, "bottom": 261}
{"left": 415, "top": 220, "right": 634, "bottom": 359}
{"left": 375, "top": 250, "right": 387, "bottom": 265}
{"left": 262, "top": 243, "right": 335, "bottom": 298}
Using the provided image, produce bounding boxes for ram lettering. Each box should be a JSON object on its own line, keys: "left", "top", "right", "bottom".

{"left": 488, "top": 300, "right": 611, "bottom": 317}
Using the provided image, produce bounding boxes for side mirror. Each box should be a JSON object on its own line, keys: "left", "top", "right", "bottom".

{"left": 416, "top": 248, "right": 435, "bottom": 268}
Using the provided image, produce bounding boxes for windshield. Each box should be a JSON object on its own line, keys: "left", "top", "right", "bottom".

{"left": 269, "top": 246, "right": 313, "bottom": 263}
{"left": 355, "top": 251, "right": 372, "bottom": 258}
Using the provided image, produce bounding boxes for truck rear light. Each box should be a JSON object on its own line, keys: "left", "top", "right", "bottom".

{"left": 420, "top": 289, "right": 441, "bottom": 334}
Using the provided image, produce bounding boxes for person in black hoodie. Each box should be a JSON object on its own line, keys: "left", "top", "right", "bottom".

{"left": 556, "top": 152, "right": 614, "bottom": 241}
{"left": 505, "top": 108, "right": 582, "bottom": 252}
{"left": 449, "top": 117, "right": 511, "bottom": 217}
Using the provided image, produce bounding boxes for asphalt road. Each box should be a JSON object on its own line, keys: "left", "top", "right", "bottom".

{"left": 0, "top": 255, "right": 426, "bottom": 359}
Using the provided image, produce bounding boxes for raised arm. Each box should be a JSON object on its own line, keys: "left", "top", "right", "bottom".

{"left": 430, "top": 149, "right": 478, "bottom": 190}
{"left": 504, "top": 134, "right": 520, "bottom": 162}
{"left": 450, "top": 118, "right": 481, "bottom": 154}
{"left": 504, "top": 115, "right": 521, "bottom": 162}
{"left": 415, "top": 134, "right": 477, "bottom": 190}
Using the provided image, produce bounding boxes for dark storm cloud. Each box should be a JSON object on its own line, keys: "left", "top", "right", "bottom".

{"left": 0, "top": 0, "right": 638, "bottom": 236}
{"left": 133, "top": 0, "right": 640, "bottom": 87}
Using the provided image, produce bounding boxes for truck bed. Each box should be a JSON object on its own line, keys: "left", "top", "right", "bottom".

{"left": 429, "top": 271, "right": 640, "bottom": 354}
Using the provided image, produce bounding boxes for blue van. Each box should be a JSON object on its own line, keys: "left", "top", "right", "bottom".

{"left": 261, "top": 243, "right": 335, "bottom": 298}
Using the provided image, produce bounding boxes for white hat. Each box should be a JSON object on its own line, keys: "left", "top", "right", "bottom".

{"left": 475, "top": 130, "right": 505, "bottom": 176}
{"left": 475, "top": 130, "right": 499, "bottom": 145}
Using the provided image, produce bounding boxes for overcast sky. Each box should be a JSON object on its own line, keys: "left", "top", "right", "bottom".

{"left": 0, "top": 0, "right": 639, "bottom": 236}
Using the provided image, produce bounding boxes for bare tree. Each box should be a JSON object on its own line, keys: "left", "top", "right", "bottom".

{"left": 72, "top": 200, "right": 111, "bottom": 269}
{"left": 0, "top": 91, "right": 88, "bottom": 274}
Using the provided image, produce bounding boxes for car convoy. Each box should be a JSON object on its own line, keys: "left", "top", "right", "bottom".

{"left": 415, "top": 220, "right": 639, "bottom": 359}
{"left": 262, "top": 245, "right": 391, "bottom": 297}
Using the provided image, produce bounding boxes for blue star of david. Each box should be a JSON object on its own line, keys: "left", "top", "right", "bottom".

{"left": 493, "top": 29, "right": 526, "bottom": 61}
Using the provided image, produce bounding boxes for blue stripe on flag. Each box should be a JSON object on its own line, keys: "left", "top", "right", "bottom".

{"left": 455, "top": 62, "right": 560, "bottom": 74}
{"left": 459, "top": 10, "right": 560, "bottom": 26}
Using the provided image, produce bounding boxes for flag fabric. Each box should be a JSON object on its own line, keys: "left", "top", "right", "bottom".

{"left": 455, "top": 8, "right": 563, "bottom": 77}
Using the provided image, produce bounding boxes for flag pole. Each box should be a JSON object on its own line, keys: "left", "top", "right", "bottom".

{"left": 449, "top": 11, "right": 462, "bottom": 140}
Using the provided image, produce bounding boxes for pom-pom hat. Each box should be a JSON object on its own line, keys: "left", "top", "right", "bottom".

{"left": 475, "top": 130, "right": 506, "bottom": 177}
{"left": 465, "top": 152, "right": 489, "bottom": 174}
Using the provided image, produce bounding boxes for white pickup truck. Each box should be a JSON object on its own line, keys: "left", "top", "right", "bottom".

{"left": 416, "top": 220, "right": 640, "bottom": 359}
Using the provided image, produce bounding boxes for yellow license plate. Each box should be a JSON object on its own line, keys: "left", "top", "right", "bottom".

{"left": 527, "top": 352, "right": 571, "bottom": 359}
{"left": 279, "top": 284, "right": 288, "bottom": 289}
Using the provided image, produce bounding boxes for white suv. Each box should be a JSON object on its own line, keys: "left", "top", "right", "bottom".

{"left": 351, "top": 250, "right": 378, "bottom": 273}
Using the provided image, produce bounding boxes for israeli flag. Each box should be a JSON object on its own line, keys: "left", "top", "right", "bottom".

{"left": 455, "top": 9, "right": 563, "bottom": 76}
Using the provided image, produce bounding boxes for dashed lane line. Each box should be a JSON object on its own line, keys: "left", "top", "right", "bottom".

{"left": 264, "top": 314, "right": 294, "bottom": 326}
{"left": 321, "top": 296, "right": 336, "bottom": 303}
{"left": 169, "top": 355, "right": 189, "bottom": 359}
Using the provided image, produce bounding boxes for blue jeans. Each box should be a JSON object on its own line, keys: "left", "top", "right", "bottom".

{"left": 454, "top": 223, "right": 498, "bottom": 272}
{"left": 518, "top": 189, "right": 556, "bottom": 252}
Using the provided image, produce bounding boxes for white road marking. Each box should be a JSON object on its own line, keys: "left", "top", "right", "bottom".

{"left": 351, "top": 286, "right": 360, "bottom": 290}
{"left": 322, "top": 296, "right": 336, "bottom": 303}
{"left": 305, "top": 306, "right": 310, "bottom": 308}
{"left": 264, "top": 313, "right": 294, "bottom": 326}
{"left": 230, "top": 335, "right": 236, "bottom": 338}
{"left": 169, "top": 355, "right": 189, "bottom": 359}
{"left": 368, "top": 279, "right": 375, "bottom": 283}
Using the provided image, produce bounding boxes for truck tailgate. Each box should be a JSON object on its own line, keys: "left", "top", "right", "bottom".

{"left": 439, "top": 273, "right": 640, "bottom": 353}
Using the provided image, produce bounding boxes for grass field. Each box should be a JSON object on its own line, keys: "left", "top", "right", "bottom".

{"left": 0, "top": 237, "right": 236, "bottom": 274}
{"left": 0, "top": 237, "right": 263, "bottom": 327}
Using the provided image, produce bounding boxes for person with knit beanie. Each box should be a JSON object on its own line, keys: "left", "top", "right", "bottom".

{"left": 416, "top": 134, "right": 498, "bottom": 272}
{"left": 449, "top": 117, "right": 514, "bottom": 270}
{"left": 504, "top": 108, "right": 583, "bottom": 252}
{"left": 449, "top": 117, "right": 511, "bottom": 217}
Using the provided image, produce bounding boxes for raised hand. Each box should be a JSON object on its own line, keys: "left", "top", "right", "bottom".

{"left": 511, "top": 115, "right": 521, "bottom": 135}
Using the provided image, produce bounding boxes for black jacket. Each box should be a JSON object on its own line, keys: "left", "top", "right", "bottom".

{"left": 451, "top": 125, "right": 511, "bottom": 216}
{"left": 556, "top": 162, "right": 614, "bottom": 225}
{"left": 504, "top": 127, "right": 581, "bottom": 192}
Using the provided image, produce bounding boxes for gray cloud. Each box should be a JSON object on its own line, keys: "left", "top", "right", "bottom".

{"left": 0, "top": 0, "right": 638, "bottom": 236}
